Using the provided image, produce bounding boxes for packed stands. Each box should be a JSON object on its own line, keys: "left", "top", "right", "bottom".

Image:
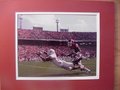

{"left": 18, "top": 29, "right": 96, "bottom": 40}
{"left": 18, "top": 29, "right": 96, "bottom": 61}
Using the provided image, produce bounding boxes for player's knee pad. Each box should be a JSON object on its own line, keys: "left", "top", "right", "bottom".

{"left": 80, "top": 64, "right": 85, "bottom": 69}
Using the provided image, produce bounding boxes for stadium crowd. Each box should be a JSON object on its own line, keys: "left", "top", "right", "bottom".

{"left": 18, "top": 29, "right": 96, "bottom": 40}
{"left": 18, "top": 29, "right": 96, "bottom": 62}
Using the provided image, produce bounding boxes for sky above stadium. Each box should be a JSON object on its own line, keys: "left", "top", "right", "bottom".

{"left": 17, "top": 12, "right": 99, "bottom": 32}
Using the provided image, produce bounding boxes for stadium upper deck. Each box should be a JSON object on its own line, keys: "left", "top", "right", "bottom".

{"left": 18, "top": 29, "right": 96, "bottom": 41}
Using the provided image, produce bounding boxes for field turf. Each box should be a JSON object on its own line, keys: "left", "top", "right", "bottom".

{"left": 18, "top": 58, "right": 96, "bottom": 77}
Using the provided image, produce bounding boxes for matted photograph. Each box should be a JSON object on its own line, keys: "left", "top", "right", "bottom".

{"left": 15, "top": 12, "right": 100, "bottom": 80}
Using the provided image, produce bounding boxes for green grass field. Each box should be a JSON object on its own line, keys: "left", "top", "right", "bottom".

{"left": 18, "top": 58, "right": 96, "bottom": 77}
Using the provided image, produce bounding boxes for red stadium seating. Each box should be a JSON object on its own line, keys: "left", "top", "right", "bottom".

{"left": 18, "top": 29, "right": 96, "bottom": 61}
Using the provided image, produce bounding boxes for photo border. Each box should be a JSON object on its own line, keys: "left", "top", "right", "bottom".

{"left": 15, "top": 12, "right": 100, "bottom": 80}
